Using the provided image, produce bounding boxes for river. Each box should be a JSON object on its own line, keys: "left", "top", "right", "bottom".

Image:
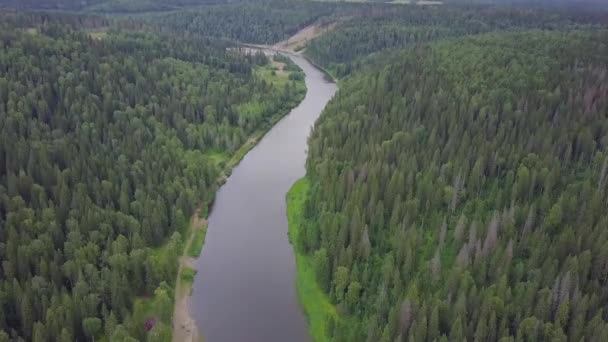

{"left": 190, "top": 53, "right": 337, "bottom": 341}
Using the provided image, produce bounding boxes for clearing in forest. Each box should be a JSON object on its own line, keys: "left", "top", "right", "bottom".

{"left": 273, "top": 22, "right": 337, "bottom": 53}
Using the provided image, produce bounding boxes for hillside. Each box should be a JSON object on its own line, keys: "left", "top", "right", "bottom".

{"left": 0, "top": 15, "right": 304, "bottom": 340}
{"left": 296, "top": 30, "right": 608, "bottom": 340}
{"left": 305, "top": 5, "right": 608, "bottom": 78}
{"left": 0, "top": 0, "right": 223, "bottom": 12}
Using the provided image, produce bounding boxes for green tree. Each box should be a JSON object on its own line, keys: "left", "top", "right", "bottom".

{"left": 83, "top": 317, "right": 102, "bottom": 342}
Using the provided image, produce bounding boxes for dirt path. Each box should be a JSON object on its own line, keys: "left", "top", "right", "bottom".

{"left": 172, "top": 210, "right": 206, "bottom": 342}
{"left": 273, "top": 21, "right": 337, "bottom": 53}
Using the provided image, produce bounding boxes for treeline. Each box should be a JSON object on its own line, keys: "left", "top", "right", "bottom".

{"left": 152, "top": 0, "right": 338, "bottom": 44}
{"left": 300, "top": 30, "right": 608, "bottom": 341}
{"left": 305, "top": 5, "right": 608, "bottom": 77}
{"left": 0, "top": 0, "right": 228, "bottom": 12}
{"left": 0, "top": 18, "right": 303, "bottom": 341}
{"left": 1, "top": 11, "right": 111, "bottom": 30}
{"left": 0, "top": 0, "right": 106, "bottom": 11}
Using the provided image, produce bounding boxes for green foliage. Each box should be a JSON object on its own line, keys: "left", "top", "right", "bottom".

{"left": 181, "top": 267, "right": 197, "bottom": 284}
{"left": 0, "top": 17, "right": 305, "bottom": 340}
{"left": 188, "top": 229, "right": 207, "bottom": 258}
{"left": 2, "top": 0, "right": 223, "bottom": 12}
{"left": 85, "top": 0, "right": 176, "bottom": 13}
{"left": 287, "top": 178, "right": 338, "bottom": 342}
{"left": 131, "top": 282, "right": 174, "bottom": 336}
{"left": 301, "top": 30, "right": 608, "bottom": 341}
{"left": 82, "top": 318, "right": 102, "bottom": 341}
{"left": 146, "top": 321, "right": 172, "bottom": 342}
{"left": 152, "top": 0, "right": 337, "bottom": 44}
{"left": 255, "top": 57, "right": 306, "bottom": 91}
{"left": 306, "top": 5, "right": 608, "bottom": 77}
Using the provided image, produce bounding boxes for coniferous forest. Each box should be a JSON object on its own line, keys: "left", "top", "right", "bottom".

{"left": 2, "top": 0, "right": 608, "bottom": 341}
{"left": 298, "top": 24, "right": 608, "bottom": 342}
{"left": 0, "top": 13, "right": 305, "bottom": 341}
{"left": 305, "top": 5, "right": 608, "bottom": 77}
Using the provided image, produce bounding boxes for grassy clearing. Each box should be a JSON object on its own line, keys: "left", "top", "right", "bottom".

{"left": 188, "top": 228, "right": 207, "bottom": 258}
{"left": 255, "top": 63, "right": 290, "bottom": 88}
{"left": 255, "top": 63, "right": 303, "bottom": 90}
{"left": 204, "top": 151, "right": 229, "bottom": 168}
{"left": 255, "top": 60, "right": 307, "bottom": 93}
{"left": 287, "top": 178, "right": 337, "bottom": 342}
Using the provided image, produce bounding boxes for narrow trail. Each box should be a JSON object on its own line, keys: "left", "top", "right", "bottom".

{"left": 172, "top": 209, "right": 206, "bottom": 342}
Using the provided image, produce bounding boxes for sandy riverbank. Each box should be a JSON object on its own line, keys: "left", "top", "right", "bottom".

{"left": 172, "top": 211, "right": 205, "bottom": 342}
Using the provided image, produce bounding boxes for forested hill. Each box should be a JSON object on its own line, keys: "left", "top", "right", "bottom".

{"left": 305, "top": 6, "right": 608, "bottom": 78}
{"left": 152, "top": 0, "right": 338, "bottom": 45}
{"left": 0, "top": 0, "right": 228, "bottom": 12}
{"left": 298, "top": 30, "right": 608, "bottom": 340}
{"left": 0, "top": 17, "right": 304, "bottom": 340}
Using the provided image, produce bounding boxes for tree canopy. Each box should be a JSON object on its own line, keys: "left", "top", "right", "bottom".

{"left": 299, "top": 30, "right": 608, "bottom": 341}
{"left": 305, "top": 5, "right": 608, "bottom": 77}
{"left": 0, "top": 15, "right": 304, "bottom": 340}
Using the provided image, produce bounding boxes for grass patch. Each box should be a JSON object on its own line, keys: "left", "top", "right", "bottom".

{"left": 287, "top": 178, "right": 337, "bottom": 342}
{"left": 188, "top": 227, "right": 206, "bottom": 258}
{"left": 255, "top": 64, "right": 290, "bottom": 88}
{"left": 204, "top": 151, "right": 228, "bottom": 168}
{"left": 254, "top": 62, "right": 307, "bottom": 94}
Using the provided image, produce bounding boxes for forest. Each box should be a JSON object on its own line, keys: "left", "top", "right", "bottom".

{"left": 0, "top": 0, "right": 224, "bottom": 12}
{"left": 296, "top": 27, "right": 608, "bottom": 342}
{"left": 0, "top": 14, "right": 304, "bottom": 341}
{"left": 3, "top": 0, "right": 608, "bottom": 341}
{"left": 305, "top": 5, "right": 608, "bottom": 77}
{"left": 150, "top": 0, "right": 339, "bottom": 44}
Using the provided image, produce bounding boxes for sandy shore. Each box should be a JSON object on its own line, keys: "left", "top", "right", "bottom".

{"left": 172, "top": 212, "right": 205, "bottom": 342}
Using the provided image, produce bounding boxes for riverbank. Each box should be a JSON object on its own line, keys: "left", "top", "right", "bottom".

{"left": 172, "top": 210, "right": 206, "bottom": 342}
{"left": 170, "top": 56, "right": 307, "bottom": 342}
{"left": 188, "top": 49, "right": 336, "bottom": 340}
{"left": 286, "top": 178, "right": 338, "bottom": 341}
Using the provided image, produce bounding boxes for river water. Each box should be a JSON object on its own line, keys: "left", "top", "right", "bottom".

{"left": 191, "top": 53, "right": 337, "bottom": 341}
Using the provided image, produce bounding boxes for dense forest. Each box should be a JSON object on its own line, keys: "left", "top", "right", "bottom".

{"left": 4, "top": 0, "right": 608, "bottom": 341}
{"left": 0, "top": 0, "right": 227, "bottom": 12}
{"left": 0, "top": 16, "right": 304, "bottom": 341}
{"left": 305, "top": 6, "right": 608, "bottom": 77}
{"left": 152, "top": 0, "right": 339, "bottom": 45}
{"left": 297, "top": 30, "right": 608, "bottom": 341}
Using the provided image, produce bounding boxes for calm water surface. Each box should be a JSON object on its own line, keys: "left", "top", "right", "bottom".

{"left": 191, "top": 54, "right": 337, "bottom": 342}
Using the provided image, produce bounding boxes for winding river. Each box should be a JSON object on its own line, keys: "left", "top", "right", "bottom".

{"left": 190, "top": 53, "right": 337, "bottom": 341}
